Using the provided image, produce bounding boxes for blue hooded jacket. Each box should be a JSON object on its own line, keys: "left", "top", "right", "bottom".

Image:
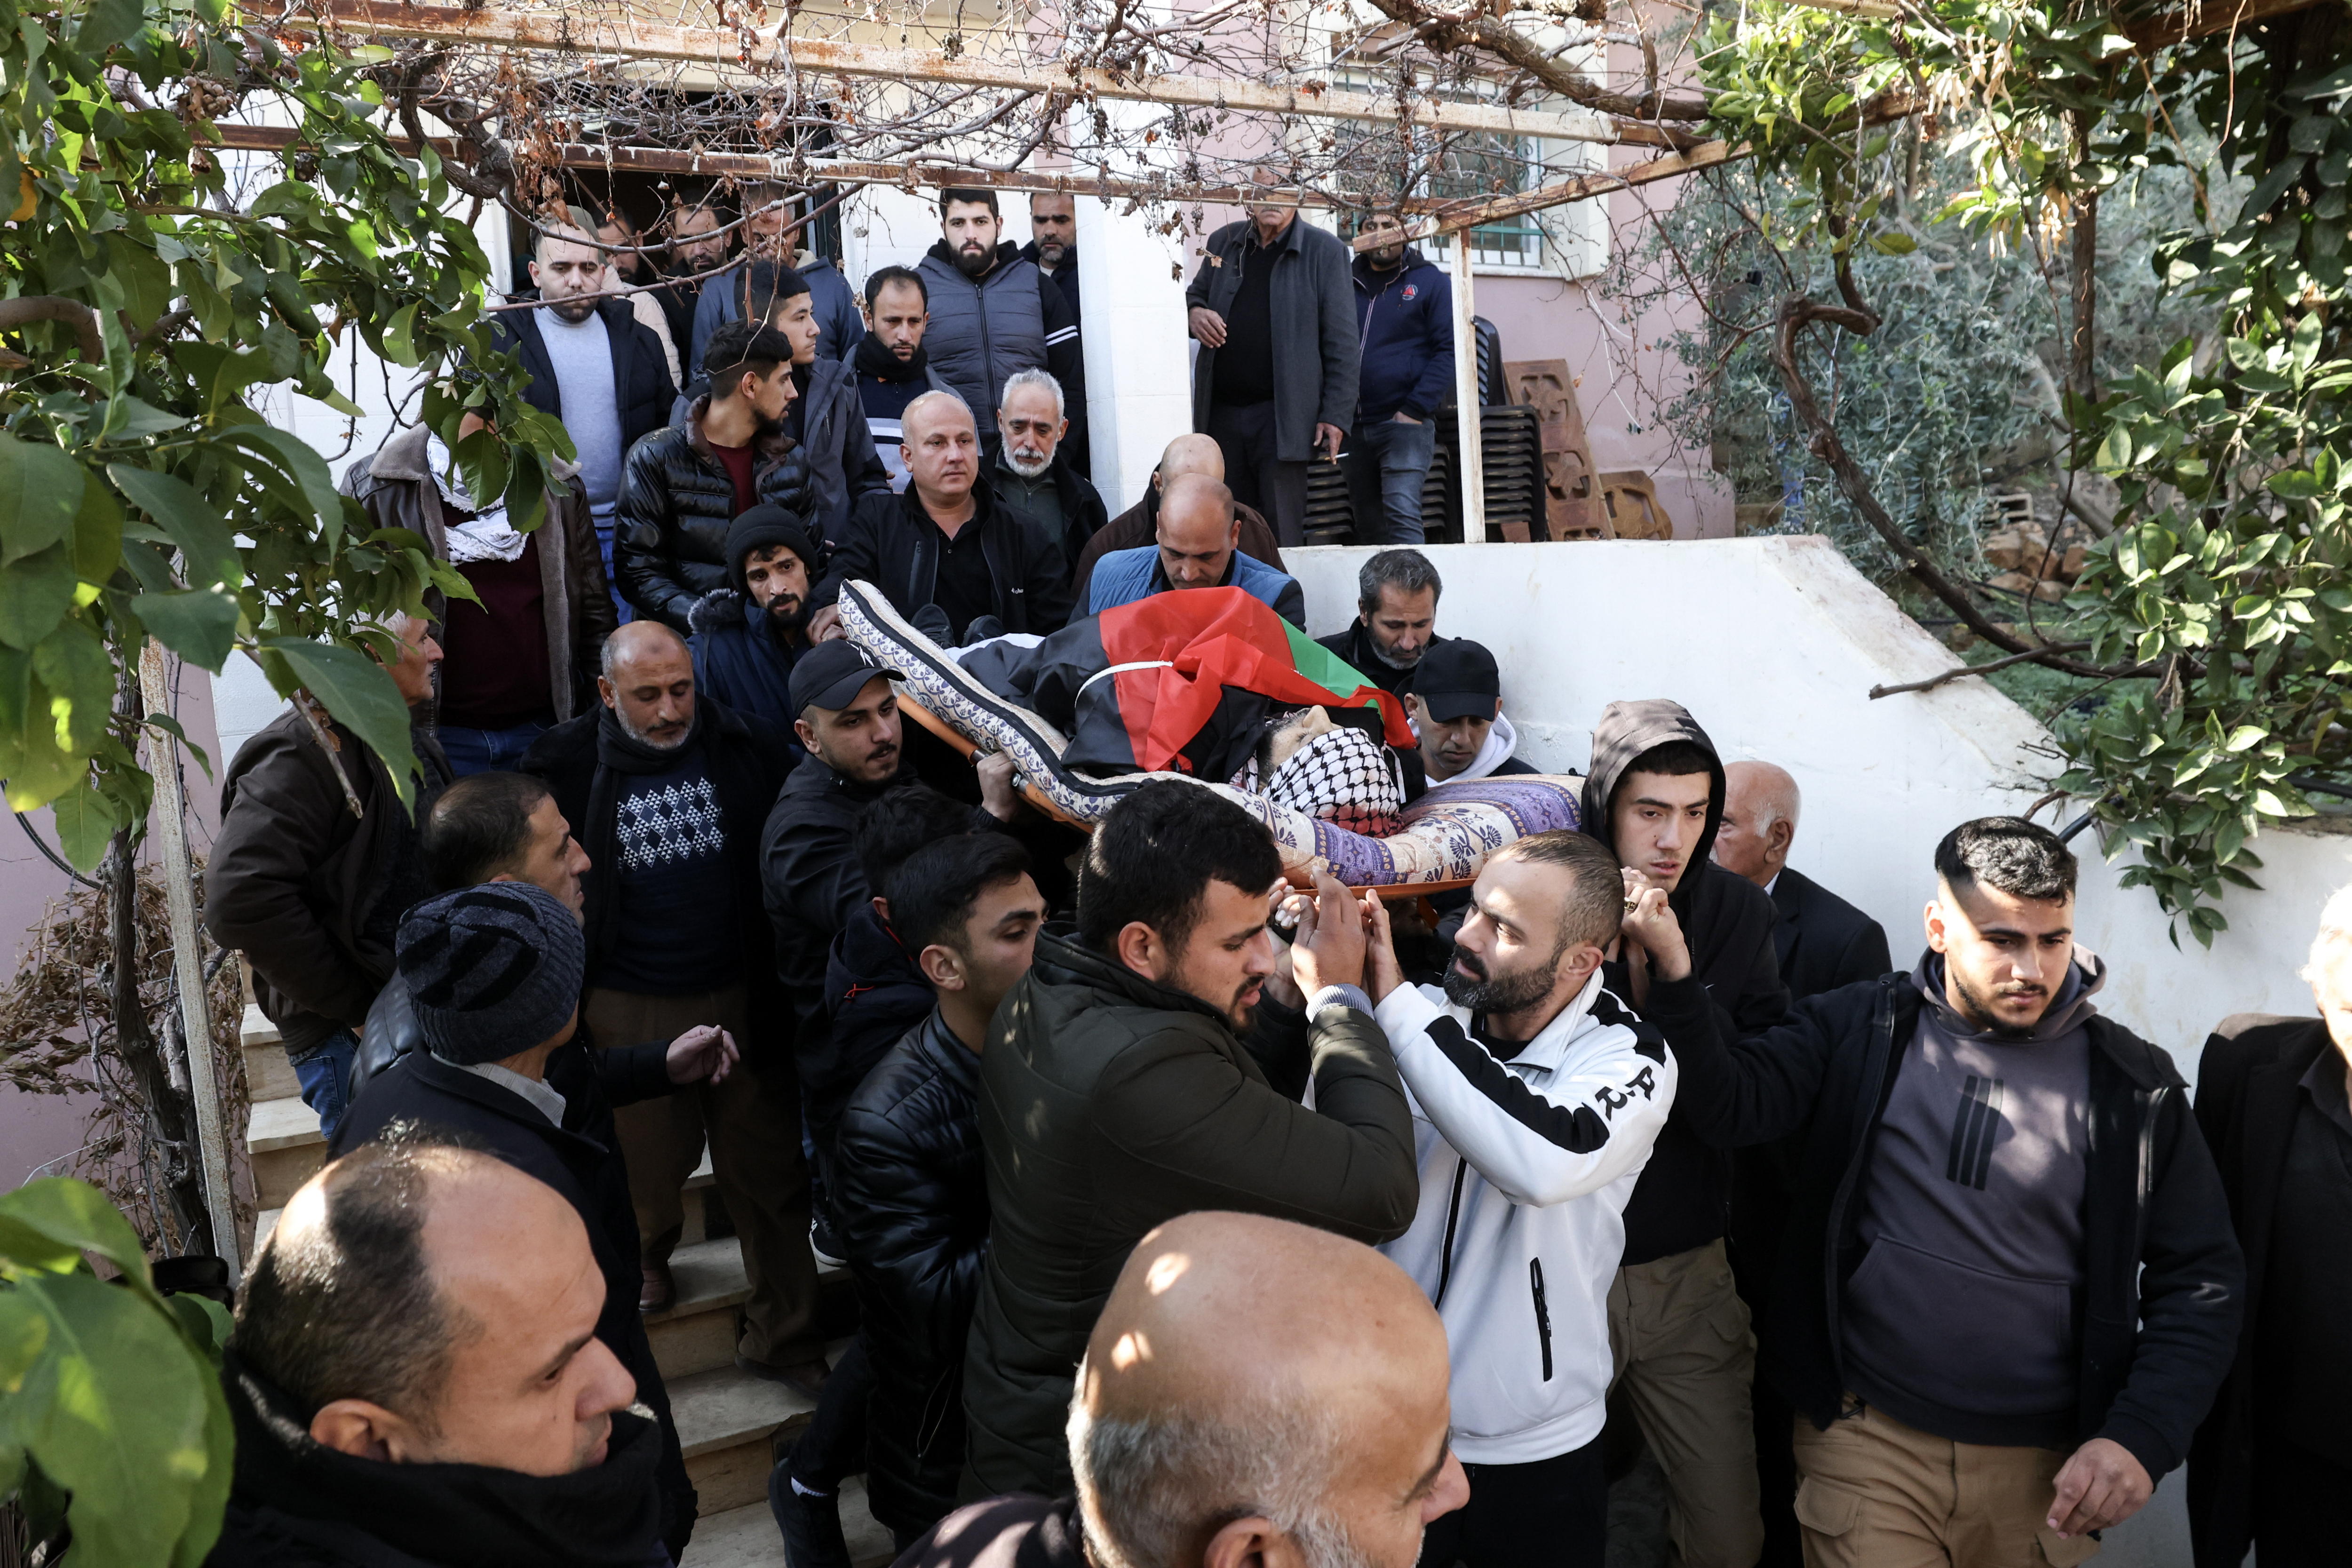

{"left": 1352, "top": 248, "right": 1454, "bottom": 423}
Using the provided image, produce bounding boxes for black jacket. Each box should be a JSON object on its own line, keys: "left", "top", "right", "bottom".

{"left": 836, "top": 1009, "right": 991, "bottom": 1536}
{"left": 671, "top": 353, "right": 890, "bottom": 543}
{"left": 208, "top": 1355, "right": 671, "bottom": 1568}
{"left": 1581, "top": 699, "right": 1789, "bottom": 1265}
{"left": 814, "top": 480, "right": 1073, "bottom": 638}
{"left": 1316, "top": 621, "right": 1437, "bottom": 698}
{"left": 612, "top": 398, "right": 817, "bottom": 632}
{"left": 1184, "top": 216, "right": 1360, "bottom": 462}
{"left": 522, "top": 702, "right": 799, "bottom": 1061}
{"left": 491, "top": 301, "right": 675, "bottom": 460}
{"left": 1648, "top": 970, "right": 2244, "bottom": 1481}
{"left": 994, "top": 446, "right": 1109, "bottom": 583}
{"left": 1772, "top": 867, "right": 1893, "bottom": 1001}
{"left": 350, "top": 974, "right": 674, "bottom": 1115}
{"left": 818, "top": 907, "right": 935, "bottom": 1159}
{"left": 328, "top": 1049, "right": 695, "bottom": 1554}
{"left": 687, "top": 587, "right": 806, "bottom": 743}
{"left": 2186, "top": 1013, "right": 2334, "bottom": 1567}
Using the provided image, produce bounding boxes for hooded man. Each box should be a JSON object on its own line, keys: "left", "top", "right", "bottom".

{"left": 687, "top": 505, "right": 824, "bottom": 738}
{"left": 1579, "top": 698, "right": 1787, "bottom": 1568}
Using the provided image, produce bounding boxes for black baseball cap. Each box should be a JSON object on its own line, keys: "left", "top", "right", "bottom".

{"left": 1412, "top": 638, "right": 1501, "bottom": 722}
{"left": 790, "top": 640, "right": 904, "bottom": 718}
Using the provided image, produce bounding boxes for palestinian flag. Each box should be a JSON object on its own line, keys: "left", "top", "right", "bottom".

{"left": 1090, "top": 587, "right": 1414, "bottom": 774}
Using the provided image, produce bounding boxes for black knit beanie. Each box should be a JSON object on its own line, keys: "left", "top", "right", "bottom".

{"left": 725, "top": 505, "right": 817, "bottom": 595}
{"left": 395, "top": 883, "right": 585, "bottom": 1067}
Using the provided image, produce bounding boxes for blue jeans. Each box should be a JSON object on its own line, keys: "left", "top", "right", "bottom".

{"left": 596, "top": 517, "right": 633, "bottom": 624}
{"left": 441, "top": 719, "right": 552, "bottom": 777}
{"left": 293, "top": 1029, "right": 359, "bottom": 1147}
{"left": 1343, "top": 415, "right": 1438, "bottom": 544}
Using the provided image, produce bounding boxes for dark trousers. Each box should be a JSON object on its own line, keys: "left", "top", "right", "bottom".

{"left": 1418, "top": 1436, "right": 1606, "bottom": 1568}
{"left": 789, "top": 1333, "right": 874, "bottom": 1490}
{"left": 2253, "top": 1436, "right": 2352, "bottom": 1565}
{"left": 1342, "top": 415, "right": 1438, "bottom": 544}
{"left": 1206, "top": 399, "right": 1309, "bottom": 548}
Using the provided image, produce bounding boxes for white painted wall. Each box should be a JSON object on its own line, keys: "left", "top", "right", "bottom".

{"left": 1287, "top": 538, "right": 2349, "bottom": 1069}
{"left": 1076, "top": 194, "right": 1194, "bottom": 511}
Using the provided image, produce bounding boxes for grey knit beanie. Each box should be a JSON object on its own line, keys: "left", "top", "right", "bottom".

{"left": 395, "top": 883, "right": 586, "bottom": 1067}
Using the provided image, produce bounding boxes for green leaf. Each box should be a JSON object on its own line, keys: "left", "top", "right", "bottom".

{"left": 43, "top": 780, "right": 113, "bottom": 872}
{"left": 0, "top": 1178, "right": 156, "bottom": 1290}
{"left": 73, "top": 0, "right": 144, "bottom": 52}
{"left": 216, "top": 425, "right": 347, "bottom": 550}
{"left": 98, "top": 394, "right": 191, "bottom": 440}
{"left": 0, "top": 432, "right": 88, "bottom": 567}
{"left": 262, "top": 637, "right": 423, "bottom": 806}
{"left": 133, "top": 587, "right": 239, "bottom": 671}
{"left": 0, "top": 545, "right": 77, "bottom": 651}
{"left": 1868, "top": 231, "right": 1918, "bottom": 255}
{"left": 71, "top": 478, "right": 123, "bottom": 583}
{"left": 107, "top": 465, "right": 239, "bottom": 589}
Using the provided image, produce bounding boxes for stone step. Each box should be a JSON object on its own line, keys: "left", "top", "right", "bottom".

{"left": 240, "top": 1003, "right": 298, "bottom": 1102}
{"left": 680, "top": 1483, "right": 897, "bottom": 1568}
{"left": 248, "top": 1094, "right": 326, "bottom": 1210}
{"left": 672, "top": 1339, "right": 853, "bottom": 1514}
{"left": 648, "top": 1238, "right": 858, "bottom": 1381}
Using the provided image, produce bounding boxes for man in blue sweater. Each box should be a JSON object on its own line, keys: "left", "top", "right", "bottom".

{"left": 1085, "top": 473, "right": 1306, "bottom": 627}
{"left": 1346, "top": 212, "right": 1454, "bottom": 545}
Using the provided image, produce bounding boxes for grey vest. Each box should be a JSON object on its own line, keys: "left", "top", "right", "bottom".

{"left": 916, "top": 252, "right": 1048, "bottom": 422}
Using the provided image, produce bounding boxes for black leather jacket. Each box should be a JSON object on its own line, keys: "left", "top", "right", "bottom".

{"left": 613, "top": 398, "right": 818, "bottom": 632}
{"left": 812, "top": 479, "right": 1073, "bottom": 638}
{"left": 834, "top": 1009, "right": 990, "bottom": 1536}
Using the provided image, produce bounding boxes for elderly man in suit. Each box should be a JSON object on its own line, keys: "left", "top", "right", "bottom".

{"left": 1715, "top": 760, "right": 1890, "bottom": 999}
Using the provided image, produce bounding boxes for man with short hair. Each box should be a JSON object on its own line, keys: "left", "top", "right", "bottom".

{"left": 1345, "top": 210, "right": 1453, "bottom": 544}
{"left": 520, "top": 621, "right": 823, "bottom": 1386}
{"left": 210, "top": 1143, "right": 664, "bottom": 1568}
{"left": 614, "top": 319, "right": 815, "bottom": 632}
{"left": 342, "top": 424, "right": 616, "bottom": 775}
{"left": 207, "top": 614, "right": 452, "bottom": 1144}
{"left": 688, "top": 182, "right": 862, "bottom": 373}
{"left": 963, "top": 780, "right": 1420, "bottom": 1497}
{"left": 918, "top": 187, "right": 1088, "bottom": 463}
{"left": 1068, "top": 431, "right": 1285, "bottom": 589}
{"left": 905, "top": 1210, "right": 1467, "bottom": 1568}
{"left": 1019, "top": 190, "right": 1082, "bottom": 323}
{"left": 1186, "top": 183, "right": 1359, "bottom": 546}
{"left": 820, "top": 833, "right": 1048, "bottom": 1553}
{"left": 1716, "top": 760, "right": 1891, "bottom": 1000}
{"left": 1579, "top": 699, "right": 1785, "bottom": 1568}
{"left": 816, "top": 390, "right": 1075, "bottom": 641}
{"left": 1084, "top": 472, "right": 1306, "bottom": 627}
{"left": 657, "top": 199, "right": 732, "bottom": 358}
{"left": 1407, "top": 639, "right": 1537, "bottom": 790}
{"left": 1319, "top": 547, "right": 1442, "bottom": 696}
{"left": 333, "top": 881, "right": 716, "bottom": 1554}
{"left": 993, "top": 367, "right": 1106, "bottom": 574}
{"left": 1633, "top": 817, "right": 2245, "bottom": 1568}
{"left": 493, "top": 223, "right": 678, "bottom": 605}
{"left": 687, "top": 505, "right": 824, "bottom": 738}
{"left": 1363, "top": 829, "right": 1677, "bottom": 1566}
{"left": 855, "top": 265, "right": 958, "bottom": 493}
{"left": 595, "top": 208, "right": 684, "bottom": 386}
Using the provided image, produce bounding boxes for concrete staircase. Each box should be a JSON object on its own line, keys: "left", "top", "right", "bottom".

{"left": 240, "top": 1006, "right": 893, "bottom": 1557}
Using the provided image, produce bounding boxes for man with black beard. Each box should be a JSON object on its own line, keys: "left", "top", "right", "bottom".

{"left": 991, "top": 367, "right": 1105, "bottom": 582}
{"left": 1018, "top": 190, "right": 1081, "bottom": 323}
{"left": 916, "top": 187, "right": 1087, "bottom": 465}
{"left": 519, "top": 622, "right": 826, "bottom": 1393}
{"left": 854, "top": 266, "right": 958, "bottom": 494}
{"left": 1361, "top": 829, "right": 1677, "bottom": 1568}
{"left": 688, "top": 506, "right": 824, "bottom": 739}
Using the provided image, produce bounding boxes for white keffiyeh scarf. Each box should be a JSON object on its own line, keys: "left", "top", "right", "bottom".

{"left": 426, "top": 436, "right": 528, "bottom": 564}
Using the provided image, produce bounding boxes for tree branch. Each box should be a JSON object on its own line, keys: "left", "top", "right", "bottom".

{"left": 1870, "top": 641, "right": 2094, "bottom": 699}
{"left": 0, "top": 295, "right": 104, "bottom": 362}
{"left": 1356, "top": 0, "right": 1713, "bottom": 121}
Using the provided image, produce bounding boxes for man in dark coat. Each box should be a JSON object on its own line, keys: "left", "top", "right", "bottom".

{"left": 1317, "top": 547, "right": 1442, "bottom": 698}
{"left": 687, "top": 506, "right": 822, "bottom": 740}
{"left": 992, "top": 367, "right": 1105, "bottom": 584}
{"left": 1629, "top": 817, "right": 2243, "bottom": 1568}
{"left": 917, "top": 187, "right": 1087, "bottom": 464}
{"left": 815, "top": 391, "right": 1074, "bottom": 640}
{"left": 2188, "top": 893, "right": 2352, "bottom": 1568}
{"left": 491, "top": 222, "right": 677, "bottom": 607}
{"left": 1069, "top": 431, "right": 1283, "bottom": 592}
{"left": 1715, "top": 759, "right": 1892, "bottom": 999}
{"left": 1581, "top": 698, "right": 1787, "bottom": 1568}
{"left": 961, "top": 781, "right": 1419, "bottom": 1499}
{"left": 520, "top": 621, "right": 825, "bottom": 1387}
{"left": 614, "top": 320, "right": 816, "bottom": 632}
{"left": 331, "top": 882, "right": 707, "bottom": 1556}
{"left": 1344, "top": 212, "right": 1453, "bottom": 545}
{"left": 210, "top": 1141, "right": 669, "bottom": 1568}
{"left": 206, "top": 613, "right": 451, "bottom": 1144}
{"left": 1018, "top": 191, "right": 1081, "bottom": 322}
{"left": 1185, "top": 188, "right": 1359, "bottom": 545}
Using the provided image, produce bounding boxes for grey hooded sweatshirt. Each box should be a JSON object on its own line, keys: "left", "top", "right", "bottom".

{"left": 1842, "top": 950, "right": 2106, "bottom": 1449}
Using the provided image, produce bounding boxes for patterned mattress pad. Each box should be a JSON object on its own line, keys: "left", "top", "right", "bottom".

{"left": 837, "top": 581, "right": 1584, "bottom": 886}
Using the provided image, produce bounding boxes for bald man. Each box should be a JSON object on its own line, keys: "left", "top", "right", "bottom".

{"left": 1084, "top": 472, "right": 1308, "bottom": 627}
{"left": 815, "top": 390, "right": 1075, "bottom": 641}
{"left": 1071, "top": 432, "right": 1286, "bottom": 589}
{"left": 518, "top": 621, "right": 821, "bottom": 1383}
{"left": 211, "top": 1142, "right": 665, "bottom": 1567}
{"left": 1715, "top": 761, "right": 1890, "bottom": 1001}
{"left": 899, "top": 1211, "right": 1466, "bottom": 1568}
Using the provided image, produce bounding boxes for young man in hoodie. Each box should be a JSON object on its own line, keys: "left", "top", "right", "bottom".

{"left": 1581, "top": 699, "right": 1787, "bottom": 1568}
{"left": 686, "top": 505, "right": 823, "bottom": 739}
{"left": 1626, "top": 817, "right": 2244, "bottom": 1568}
{"left": 855, "top": 266, "right": 957, "bottom": 493}
{"left": 1345, "top": 210, "right": 1453, "bottom": 544}
{"left": 1363, "top": 828, "right": 1678, "bottom": 1567}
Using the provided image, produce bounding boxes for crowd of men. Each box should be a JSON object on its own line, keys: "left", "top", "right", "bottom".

{"left": 193, "top": 179, "right": 2337, "bottom": 1568}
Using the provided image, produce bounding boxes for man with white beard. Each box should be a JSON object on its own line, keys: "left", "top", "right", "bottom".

{"left": 990, "top": 368, "right": 1106, "bottom": 592}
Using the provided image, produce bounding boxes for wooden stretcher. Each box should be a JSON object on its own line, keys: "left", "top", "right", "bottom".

{"left": 896, "top": 692, "right": 1475, "bottom": 907}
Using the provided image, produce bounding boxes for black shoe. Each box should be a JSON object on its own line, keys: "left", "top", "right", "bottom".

{"left": 768, "top": 1461, "right": 854, "bottom": 1568}
{"left": 810, "top": 1210, "right": 847, "bottom": 1270}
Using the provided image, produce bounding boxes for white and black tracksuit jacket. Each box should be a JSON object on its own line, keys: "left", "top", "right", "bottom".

{"left": 1374, "top": 973, "right": 1677, "bottom": 1465}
